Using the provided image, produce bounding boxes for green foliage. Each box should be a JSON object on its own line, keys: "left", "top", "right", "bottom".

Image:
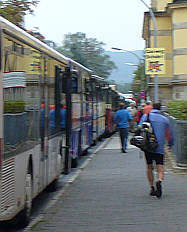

{"left": 4, "top": 100, "right": 25, "bottom": 113}
{"left": 168, "top": 100, "right": 187, "bottom": 120}
{"left": 131, "top": 62, "right": 146, "bottom": 98}
{"left": 56, "top": 32, "right": 116, "bottom": 79}
{"left": 0, "top": 0, "right": 39, "bottom": 27}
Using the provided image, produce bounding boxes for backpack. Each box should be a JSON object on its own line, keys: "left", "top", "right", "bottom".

{"left": 130, "top": 114, "right": 158, "bottom": 152}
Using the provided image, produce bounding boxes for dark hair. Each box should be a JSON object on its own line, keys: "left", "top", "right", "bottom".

{"left": 153, "top": 102, "right": 161, "bottom": 110}
{"left": 118, "top": 102, "right": 125, "bottom": 109}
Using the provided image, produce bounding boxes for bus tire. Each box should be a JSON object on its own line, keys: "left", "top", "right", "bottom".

{"left": 18, "top": 173, "right": 32, "bottom": 228}
{"left": 81, "top": 148, "right": 88, "bottom": 156}
{"left": 71, "top": 158, "right": 78, "bottom": 168}
{"left": 91, "top": 140, "right": 96, "bottom": 146}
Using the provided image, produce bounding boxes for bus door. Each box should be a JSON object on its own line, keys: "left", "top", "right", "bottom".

{"left": 40, "top": 60, "right": 65, "bottom": 189}
{"left": 61, "top": 65, "right": 72, "bottom": 174}
{"left": 0, "top": 26, "right": 2, "bottom": 180}
{"left": 39, "top": 56, "right": 49, "bottom": 190}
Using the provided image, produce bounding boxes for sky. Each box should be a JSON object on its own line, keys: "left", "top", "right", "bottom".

{"left": 24, "top": 0, "right": 150, "bottom": 52}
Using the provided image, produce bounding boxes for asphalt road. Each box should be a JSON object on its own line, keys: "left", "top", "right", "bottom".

{"left": 0, "top": 139, "right": 105, "bottom": 232}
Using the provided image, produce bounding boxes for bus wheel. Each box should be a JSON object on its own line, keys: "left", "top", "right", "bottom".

{"left": 71, "top": 158, "right": 78, "bottom": 168}
{"left": 91, "top": 140, "right": 96, "bottom": 146}
{"left": 81, "top": 148, "right": 88, "bottom": 156}
{"left": 18, "top": 173, "right": 32, "bottom": 228}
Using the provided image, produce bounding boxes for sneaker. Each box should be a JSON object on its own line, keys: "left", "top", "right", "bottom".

{"left": 150, "top": 186, "right": 156, "bottom": 196}
{"left": 155, "top": 181, "right": 162, "bottom": 198}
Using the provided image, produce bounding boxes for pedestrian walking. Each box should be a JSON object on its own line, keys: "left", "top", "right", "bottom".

{"left": 139, "top": 102, "right": 174, "bottom": 198}
{"left": 127, "top": 102, "right": 137, "bottom": 132}
{"left": 114, "top": 102, "right": 132, "bottom": 153}
{"left": 135, "top": 105, "right": 143, "bottom": 124}
{"left": 143, "top": 101, "right": 153, "bottom": 114}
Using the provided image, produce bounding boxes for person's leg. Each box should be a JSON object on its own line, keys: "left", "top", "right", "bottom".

{"left": 123, "top": 128, "right": 129, "bottom": 151}
{"left": 131, "top": 119, "right": 135, "bottom": 132}
{"left": 157, "top": 164, "right": 164, "bottom": 182}
{"left": 119, "top": 129, "right": 125, "bottom": 152}
{"left": 155, "top": 155, "right": 164, "bottom": 198}
{"left": 147, "top": 164, "right": 157, "bottom": 196}
{"left": 147, "top": 164, "right": 154, "bottom": 186}
{"left": 130, "top": 121, "right": 133, "bottom": 132}
{"left": 144, "top": 152, "right": 156, "bottom": 196}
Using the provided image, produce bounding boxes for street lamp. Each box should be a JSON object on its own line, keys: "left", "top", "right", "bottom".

{"left": 139, "top": 0, "right": 158, "bottom": 102}
{"left": 112, "top": 47, "right": 145, "bottom": 93}
{"left": 111, "top": 47, "right": 142, "bottom": 63}
{"left": 124, "top": 63, "right": 138, "bottom": 66}
{"left": 124, "top": 62, "right": 145, "bottom": 103}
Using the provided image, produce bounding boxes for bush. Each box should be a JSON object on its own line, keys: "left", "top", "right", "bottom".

{"left": 4, "top": 100, "right": 25, "bottom": 113}
{"left": 168, "top": 100, "right": 187, "bottom": 120}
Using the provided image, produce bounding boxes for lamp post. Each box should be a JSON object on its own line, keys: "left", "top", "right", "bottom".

{"left": 111, "top": 47, "right": 145, "bottom": 97}
{"left": 112, "top": 47, "right": 142, "bottom": 63}
{"left": 139, "top": 0, "right": 158, "bottom": 102}
{"left": 124, "top": 62, "right": 145, "bottom": 103}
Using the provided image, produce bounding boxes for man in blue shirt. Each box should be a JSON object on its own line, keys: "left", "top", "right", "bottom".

{"left": 114, "top": 102, "right": 132, "bottom": 153}
{"left": 139, "top": 102, "right": 174, "bottom": 198}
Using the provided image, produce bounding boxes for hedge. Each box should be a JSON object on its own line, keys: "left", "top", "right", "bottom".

{"left": 168, "top": 100, "right": 187, "bottom": 120}
{"left": 4, "top": 100, "right": 25, "bottom": 113}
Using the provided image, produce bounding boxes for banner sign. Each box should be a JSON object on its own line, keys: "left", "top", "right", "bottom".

{"left": 145, "top": 48, "right": 166, "bottom": 75}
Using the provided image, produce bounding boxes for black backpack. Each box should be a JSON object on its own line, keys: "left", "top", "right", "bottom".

{"left": 130, "top": 114, "right": 158, "bottom": 152}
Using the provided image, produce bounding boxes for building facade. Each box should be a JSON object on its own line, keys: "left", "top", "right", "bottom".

{"left": 142, "top": 0, "right": 187, "bottom": 105}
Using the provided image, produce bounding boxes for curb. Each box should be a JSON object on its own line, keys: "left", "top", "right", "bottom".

{"left": 23, "top": 136, "right": 112, "bottom": 232}
{"left": 165, "top": 147, "right": 187, "bottom": 174}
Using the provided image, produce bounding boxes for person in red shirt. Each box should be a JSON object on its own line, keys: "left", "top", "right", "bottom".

{"left": 143, "top": 101, "right": 153, "bottom": 114}
{"left": 136, "top": 106, "right": 143, "bottom": 124}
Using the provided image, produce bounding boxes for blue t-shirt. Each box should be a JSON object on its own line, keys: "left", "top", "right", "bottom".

{"left": 114, "top": 109, "right": 132, "bottom": 128}
{"left": 139, "top": 109, "right": 174, "bottom": 154}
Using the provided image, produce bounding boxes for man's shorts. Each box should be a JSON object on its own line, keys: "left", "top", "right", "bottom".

{"left": 144, "top": 151, "right": 164, "bottom": 165}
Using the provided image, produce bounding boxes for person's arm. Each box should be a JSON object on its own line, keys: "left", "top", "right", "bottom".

{"left": 114, "top": 112, "right": 119, "bottom": 124}
{"left": 139, "top": 114, "right": 147, "bottom": 125}
{"left": 165, "top": 121, "right": 174, "bottom": 147}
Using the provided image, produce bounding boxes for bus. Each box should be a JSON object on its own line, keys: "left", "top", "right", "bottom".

{"left": 0, "top": 16, "right": 120, "bottom": 227}
{"left": 0, "top": 16, "right": 75, "bottom": 227}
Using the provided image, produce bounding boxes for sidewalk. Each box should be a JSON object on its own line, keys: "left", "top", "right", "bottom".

{"left": 30, "top": 135, "right": 187, "bottom": 232}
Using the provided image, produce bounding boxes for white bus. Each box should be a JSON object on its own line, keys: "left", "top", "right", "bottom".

{"left": 0, "top": 17, "right": 70, "bottom": 227}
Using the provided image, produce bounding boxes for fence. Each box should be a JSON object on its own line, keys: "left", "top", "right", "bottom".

{"left": 167, "top": 115, "right": 187, "bottom": 167}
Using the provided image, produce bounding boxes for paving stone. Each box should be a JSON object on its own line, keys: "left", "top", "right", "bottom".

{"left": 30, "top": 136, "right": 187, "bottom": 232}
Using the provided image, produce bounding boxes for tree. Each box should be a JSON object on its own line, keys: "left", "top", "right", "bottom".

{"left": 57, "top": 32, "right": 116, "bottom": 79}
{"left": 0, "top": 0, "right": 39, "bottom": 27}
{"left": 131, "top": 62, "right": 146, "bottom": 99}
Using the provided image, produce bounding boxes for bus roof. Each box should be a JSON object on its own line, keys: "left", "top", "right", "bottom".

{"left": 0, "top": 16, "right": 68, "bottom": 65}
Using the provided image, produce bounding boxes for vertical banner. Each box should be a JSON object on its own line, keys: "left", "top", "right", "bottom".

{"left": 145, "top": 48, "right": 166, "bottom": 75}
